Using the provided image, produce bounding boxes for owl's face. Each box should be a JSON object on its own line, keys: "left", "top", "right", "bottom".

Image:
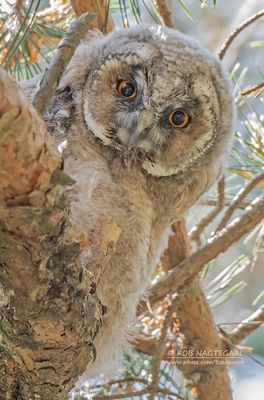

{"left": 49, "top": 26, "right": 234, "bottom": 177}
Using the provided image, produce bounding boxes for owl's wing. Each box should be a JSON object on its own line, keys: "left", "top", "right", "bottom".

{"left": 44, "top": 84, "right": 76, "bottom": 138}
{"left": 19, "top": 74, "right": 43, "bottom": 100}
{"left": 43, "top": 39, "right": 98, "bottom": 138}
{"left": 18, "top": 70, "right": 78, "bottom": 139}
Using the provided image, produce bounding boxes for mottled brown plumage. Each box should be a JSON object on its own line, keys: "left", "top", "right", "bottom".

{"left": 44, "top": 25, "right": 234, "bottom": 383}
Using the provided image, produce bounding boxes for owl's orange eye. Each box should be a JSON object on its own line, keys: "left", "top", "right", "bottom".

{"left": 168, "top": 110, "right": 190, "bottom": 128}
{"left": 117, "top": 80, "right": 137, "bottom": 99}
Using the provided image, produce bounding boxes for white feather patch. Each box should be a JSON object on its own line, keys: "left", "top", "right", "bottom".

{"left": 84, "top": 111, "right": 113, "bottom": 145}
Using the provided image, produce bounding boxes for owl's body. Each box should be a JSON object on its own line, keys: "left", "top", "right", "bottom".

{"left": 44, "top": 25, "right": 234, "bottom": 381}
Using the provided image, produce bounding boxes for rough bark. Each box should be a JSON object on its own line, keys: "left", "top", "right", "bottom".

{"left": 0, "top": 69, "right": 110, "bottom": 399}
{"left": 173, "top": 279, "right": 232, "bottom": 400}
{"left": 163, "top": 223, "right": 232, "bottom": 400}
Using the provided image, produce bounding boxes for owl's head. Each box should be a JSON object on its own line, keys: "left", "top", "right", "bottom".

{"left": 46, "top": 25, "right": 234, "bottom": 178}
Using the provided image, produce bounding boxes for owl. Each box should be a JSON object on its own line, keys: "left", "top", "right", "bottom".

{"left": 44, "top": 25, "right": 234, "bottom": 384}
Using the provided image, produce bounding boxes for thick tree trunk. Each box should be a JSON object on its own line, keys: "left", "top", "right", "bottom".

{"left": 0, "top": 69, "right": 111, "bottom": 399}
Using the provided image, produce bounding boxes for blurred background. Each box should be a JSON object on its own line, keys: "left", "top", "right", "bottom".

{"left": 1, "top": 1, "right": 263, "bottom": 398}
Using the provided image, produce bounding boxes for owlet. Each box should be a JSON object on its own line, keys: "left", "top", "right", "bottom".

{"left": 44, "top": 25, "right": 234, "bottom": 383}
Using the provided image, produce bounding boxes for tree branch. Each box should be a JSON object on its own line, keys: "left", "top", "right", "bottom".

{"left": 88, "top": 364, "right": 184, "bottom": 400}
{"left": 138, "top": 196, "right": 264, "bottom": 315}
{"left": 133, "top": 303, "right": 264, "bottom": 361}
{"left": 202, "top": 198, "right": 250, "bottom": 209}
{"left": 160, "top": 220, "right": 191, "bottom": 272}
{"left": 190, "top": 177, "right": 225, "bottom": 245}
{"left": 92, "top": 387, "right": 182, "bottom": 400}
{"left": 32, "top": 13, "right": 95, "bottom": 115}
{"left": 148, "top": 296, "right": 179, "bottom": 400}
{"left": 0, "top": 68, "right": 58, "bottom": 201}
{"left": 214, "top": 172, "right": 264, "bottom": 233}
{"left": 228, "top": 304, "right": 264, "bottom": 344}
{"left": 218, "top": 9, "right": 264, "bottom": 60}
{"left": 139, "top": 220, "right": 232, "bottom": 400}
{"left": 89, "top": 376, "right": 182, "bottom": 400}
{"left": 240, "top": 82, "right": 264, "bottom": 97}
{"left": 156, "top": 0, "right": 174, "bottom": 28}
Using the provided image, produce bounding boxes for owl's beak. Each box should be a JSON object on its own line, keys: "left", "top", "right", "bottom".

{"left": 128, "top": 109, "right": 154, "bottom": 150}
{"left": 128, "top": 129, "right": 142, "bottom": 150}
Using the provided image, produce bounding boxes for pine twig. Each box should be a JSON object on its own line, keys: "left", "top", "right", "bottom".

{"left": 94, "top": 377, "right": 148, "bottom": 387}
{"left": 218, "top": 9, "right": 264, "bottom": 60}
{"left": 32, "top": 13, "right": 95, "bottom": 115}
{"left": 228, "top": 304, "right": 264, "bottom": 344}
{"left": 14, "top": 0, "right": 24, "bottom": 20}
{"left": 190, "top": 177, "right": 225, "bottom": 245}
{"left": 240, "top": 82, "right": 264, "bottom": 97}
{"left": 92, "top": 383, "right": 182, "bottom": 399}
{"left": 134, "top": 302, "right": 264, "bottom": 359}
{"left": 250, "top": 231, "right": 264, "bottom": 271}
{"left": 156, "top": 0, "right": 174, "bottom": 28}
{"left": 138, "top": 195, "right": 264, "bottom": 315}
{"left": 214, "top": 172, "right": 264, "bottom": 233}
{"left": 161, "top": 220, "right": 191, "bottom": 272}
{"left": 203, "top": 199, "right": 250, "bottom": 209}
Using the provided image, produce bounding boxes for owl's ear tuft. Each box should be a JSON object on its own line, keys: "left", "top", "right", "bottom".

{"left": 44, "top": 83, "right": 75, "bottom": 138}
{"left": 55, "top": 85, "right": 74, "bottom": 101}
{"left": 44, "top": 52, "right": 91, "bottom": 138}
